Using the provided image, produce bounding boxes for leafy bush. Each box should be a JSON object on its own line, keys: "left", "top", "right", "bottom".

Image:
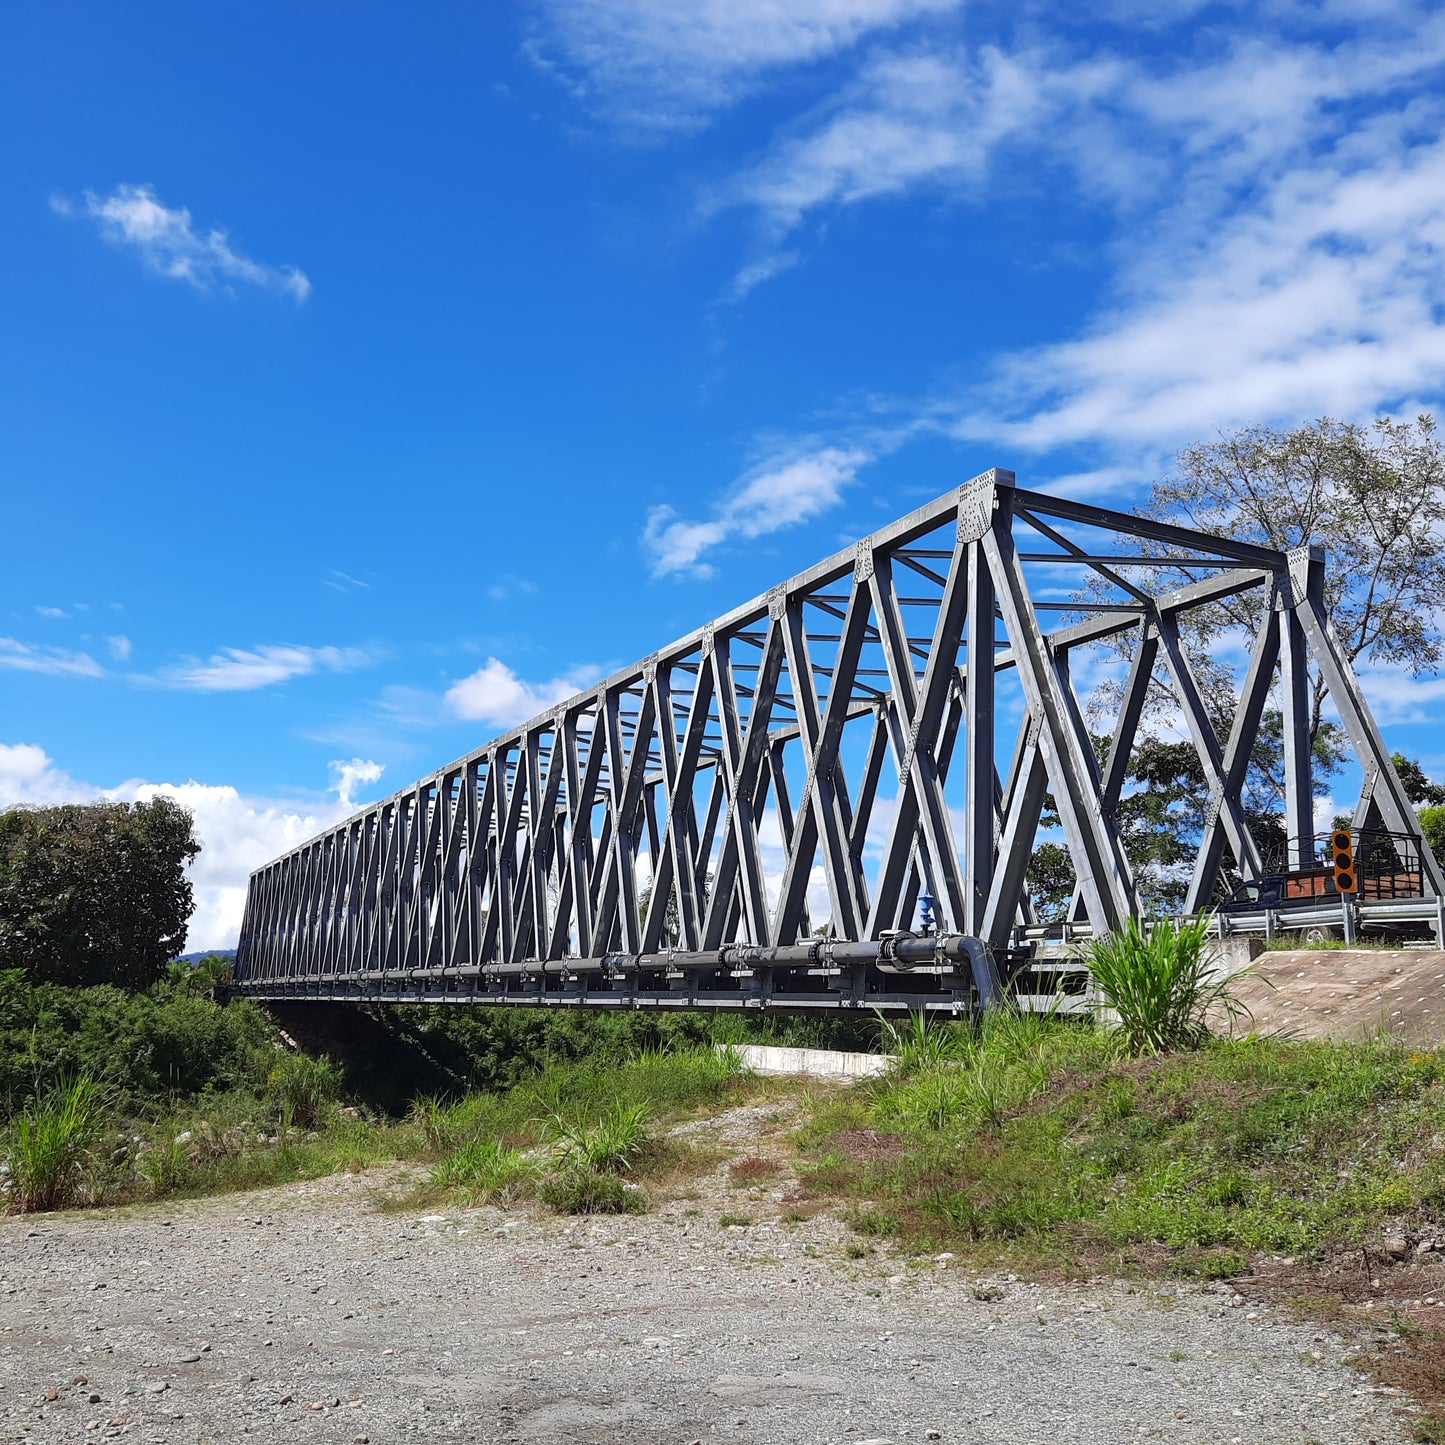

{"left": 3, "top": 1076, "right": 102, "bottom": 1211}
{"left": 0, "top": 971, "right": 276, "bottom": 1114}
{"left": 1079, "top": 915, "right": 1248, "bottom": 1054}
{"left": 538, "top": 1165, "right": 645, "bottom": 1214}
{"left": 266, "top": 1053, "right": 342, "bottom": 1129}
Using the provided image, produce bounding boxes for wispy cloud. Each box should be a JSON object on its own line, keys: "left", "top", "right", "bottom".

{"left": 485, "top": 574, "right": 540, "bottom": 603}
{"left": 444, "top": 657, "right": 601, "bottom": 729}
{"left": 0, "top": 638, "right": 104, "bottom": 678}
{"left": 158, "top": 644, "right": 377, "bottom": 693}
{"left": 54, "top": 183, "right": 311, "bottom": 302}
{"left": 643, "top": 445, "right": 869, "bottom": 578}
{"left": 35, "top": 605, "right": 68, "bottom": 619}
{"left": 531, "top": 0, "right": 959, "bottom": 133}
{"left": 107, "top": 635, "right": 132, "bottom": 663}
{"left": 323, "top": 570, "right": 372, "bottom": 595}
{"left": 328, "top": 756, "right": 385, "bottom": 807}
{"left": 955, "top": 121, "right": 1445, "bottom": 451}
{"left": 651, "top": 6, "right": 1445, "bottom": 535}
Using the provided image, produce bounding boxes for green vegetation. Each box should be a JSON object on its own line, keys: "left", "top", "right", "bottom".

{"left": 796, "top": 1014, "right": 1445, "bottom": 1272}
{"left": 1079, "top": 914, "right": 1250, "bottom": 1053}
{"left": 265, "top": 1052, "right": 343, "bottom": 1129}
{"left": 0, "top": 799, "right": 199, "bottom": 989}
{"left": 408, "top": 1045, "right": 749, "bottom": 1216}
{"left": 0, "top": 968, "right": 275, "bottom": 1112}
{"left": 4, "top": 1076, "right": 102, "bottom": 1212}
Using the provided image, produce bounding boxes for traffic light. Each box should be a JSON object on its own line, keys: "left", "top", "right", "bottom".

{"left": 1332, "top": 828, "right": 1356, "bottom": 894}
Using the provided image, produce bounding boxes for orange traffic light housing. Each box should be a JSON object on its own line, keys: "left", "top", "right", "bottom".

{"left": 1332, "top": 828, "right": 1356, "bottom": 894}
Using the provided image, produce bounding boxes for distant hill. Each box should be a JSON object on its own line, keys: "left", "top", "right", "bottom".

{"left": 177, "top": 948, "right": 237, "bottom": 964}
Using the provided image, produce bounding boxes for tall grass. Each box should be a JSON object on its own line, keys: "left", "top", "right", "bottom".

{"left": 1079, "top": 915, "right": 1249, "bottom": 1055}
{"left": 4, "top": 1076, "right": 102, "bottom": 1212}
{"left": 543, "top": 1099, "right": 652, "bottom": 1173}
{"left": 266, "top": 1053, "right": 342, "bottom": 1129}
{"left": 428, "top": 1136, "right": 535, "bottom": 1201}
{"left": 876, "top": 1011, "right": 967, "bottom": 1073}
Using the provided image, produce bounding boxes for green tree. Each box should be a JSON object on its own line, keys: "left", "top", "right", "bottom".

{"left": 1420, "top": 808, "right": 1445, "bottom": 864}
{"left": 1025, "top": 841, "right": 1075, "bottom": 922}
{"left": 1145, "top": 414, "right": 1445, "bottom": 743}
{"left": 0, "top": 798, "right": 199, "bottom": 989}
{"left": 1391, "top": 753, "right": 1445, "bottom": 807}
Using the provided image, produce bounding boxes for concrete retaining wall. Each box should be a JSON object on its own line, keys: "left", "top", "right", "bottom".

{"left": 720, "top": 1043, "right": 892, "bottom": 1080}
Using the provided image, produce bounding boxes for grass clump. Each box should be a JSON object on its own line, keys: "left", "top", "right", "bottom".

{"left": 401, "top": 1044, "right": 756, "bottom": 1216}
{"left": 428, "top": 1136, "right": 535, "bottom": 1202}
{"left": 3, "top": 1076, "right": 102, "bottom": 1211}
{"left": 538, "top": 1166, "right": 645, "bottom": 1214}
{"left": 1079, "top": 915, "right": 1250, "bottom": 1054}
{"left": 266, "top": 1053, "right": 342, "bottom": 1129}
{"left": 544, "top": 1100, "right": 652, "bottom": 1173}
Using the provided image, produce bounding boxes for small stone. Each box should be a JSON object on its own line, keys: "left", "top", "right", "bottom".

{"left": 926, "top": 1433, "right": 943, "bottom": 1441}
{"left": 89, "top": 1393, "right": 101, "bottom": 1405}
{"left": 353, "top": 1436, "right": 369, "bottom": 1444}
{"left": 73, "top": 1375, "right": 88, "bottom": 1386}
{"left": 178, "top": 1354, "right": 201, "bottom": 1364}
{"left": 145, "top": 1380, "right": 168, "bottom": 1395}
{"left": 304, "top": 1400, "right": 324, "bottom": 1411}
{"left": 1384, "top": 1233, "right": 1410, "bottom": 1261}
{"left": 44, "top": 1388, "right": 58, "bottom": 1401}
{"left": 277, "top": 1395, "right": 293, "bottom": 1406}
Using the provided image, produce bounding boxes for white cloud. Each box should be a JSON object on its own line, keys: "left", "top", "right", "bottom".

{"left": 444, "top": 657, "right": 601, "bottom": 728}
{"left": 158, "top": 644, "right": 376, "bottom": 692}
{"left": 958, "top": 122, "right": 1445, "bottom": 451}
{"left": 55, "top": 183, "right": 311, "bottom": 302}
{"left": 35, "top": 605, "right": 68, "bottom": 619}
{"left": 532, "top": 0, "right": 959, "bottom": 131}
{"left": 0, "top": 638, "right": 104, "bottom": 678}
{"left": 711, "top": 45, "right": 1111, "bottom": 244}
{"left": 328, "top": 757, "right": 385, "bottom": 807}
{"left": 1354, "top": 665, "right": 1445, "bottom": 726}
{"left": 643, "top": 444, "right": 868, "bottom": 578}
{"left": 0, "top": 743, "right": 380, "bottom": 950}
{"left": 107, "top": 635, "right": 132, "bottom": 662}
{"left": 0, "top": 743, "right": 88, "bottom": 804}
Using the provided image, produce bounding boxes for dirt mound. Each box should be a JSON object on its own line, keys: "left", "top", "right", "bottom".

{"left": 1230, "top": 948, "right": 1445, "bottom": 1044}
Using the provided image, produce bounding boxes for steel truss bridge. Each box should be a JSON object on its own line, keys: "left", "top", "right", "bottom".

{"left": 234, "top": 469, "right": 1443, "bottom": 1013}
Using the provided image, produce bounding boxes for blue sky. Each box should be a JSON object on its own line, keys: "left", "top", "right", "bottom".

{"left": 5, "top": 1, "right": 1445, "bottom": 945}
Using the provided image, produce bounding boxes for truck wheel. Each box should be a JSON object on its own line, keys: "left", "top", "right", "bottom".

{"left": 1301, "top": 924, "right": 1342, "bottom": 945}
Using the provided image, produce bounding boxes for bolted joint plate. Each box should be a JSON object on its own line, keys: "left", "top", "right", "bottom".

{"left": 956, "top": 474, "right": 997, "bottom": 544}
{"left": 1285, "top": 543, "right": 1325, "bottom": 607}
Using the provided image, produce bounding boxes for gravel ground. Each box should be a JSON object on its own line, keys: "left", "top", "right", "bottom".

{"left": 0, "top": 1107, "right": 1418, "bottom": 1445}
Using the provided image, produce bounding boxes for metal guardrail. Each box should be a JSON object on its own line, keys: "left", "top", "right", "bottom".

{"left": 1013, "top": 895, "right": 1445, "bottom": 953}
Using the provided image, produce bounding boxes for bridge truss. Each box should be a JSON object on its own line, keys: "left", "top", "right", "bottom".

{"left": 234, "top": 469, "right": 1442, "bottom": 1012}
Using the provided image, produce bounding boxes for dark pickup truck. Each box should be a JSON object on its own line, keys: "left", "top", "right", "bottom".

{"left": 1218, "top": 863, "right": 1426, "bottom": 939}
